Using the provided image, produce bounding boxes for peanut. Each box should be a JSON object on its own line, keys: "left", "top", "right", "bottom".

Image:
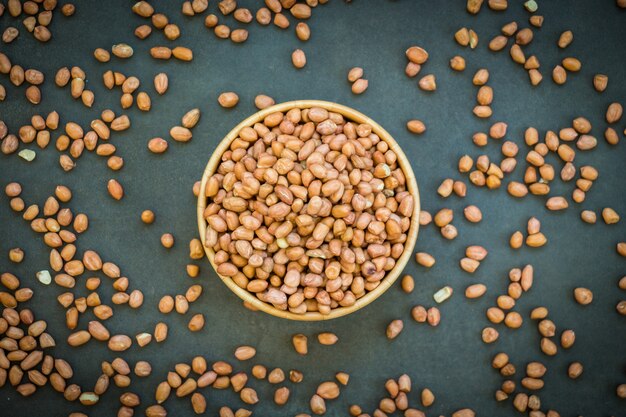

{"left": 418, "top": 74, "right": 436, "bottom": 91}
{"left": 148, "top": 138, "right": 168, "bottom": 154}
{"left": 218, "top": 92, "right": 239, "bottom": 108}
{"left": 527, "top": 17, "right": 542, "bottom": 29}
{"left": 296, "top": 23, "right": 310, "bottom": 41}
{"left": 437, "top": 223, "right": 456, "bottom": 239}
{"left": 460, "top": 258, "right": 480, "bottom": 273}
{"left": 406, "top": 120, "right": 426, "bottom": 134}
{"left": 234, "top": 346, "right": 256, "bottom": 361}
{"left": 526, "top": 233, "right": 547, "bottom": 247}
{"left": 386, "top": 319, "right": 404, "bottom": 339}
{"left": 291, "top": 49, "right": 306, "bottom": 69}
{"left": 568, "top": 362, "right": 583, "bottom": 379}
{"left": 292, "top": 334, "right": 308, "bottom": 355}
{"left": 606, "top": 102, "right": 623, "bottom": 124}
{"left": 489, "top": 35, "right": 508, "bottom": 51}
{"left": 106, "top": 179, "right": 124, "bottom": 200}
{"left": 488, "top": 0, "right": 507, "bottom": 10}
{"left": 170, "top": 126, "right": 192, "bottom": 142}
{"left": 455, "top": 27, "right": 470, "bottom": 46}
{"left": 450, "top": 56, "right": 466, "bottom": 71}
{"left": 406, "top": 46, "right": 428, "bottom": 64}
{"left": 473, "top": 69, "right": 489, "bottom": 85}
{"left": 348, "top": 67, "right": 364, "bottom": 83}
{"left": 574, "top": 287, "right": 593, "bottom": 305}
{"left": 415, "top": 252, "right": 435, "bottom": 268}
{"left": 160, "top": 233, "right": 174, "bottom": 248}
{"left": 401, "top": 275, "right": 414, "bottom": 293}
{"left": 433, "top": 286, "right": 453, "bottom": 304}
{"left": 254, "top": 94, "right": 275, "bottom": 109}
{"left": 465, "top": 284, "right": 487, "bottom": 299}
{"left": 546, "top": 196, "right": 568, "bottom": 211}
{"left": 112, "top": 43, "right": 133, "bottom": 58}
{"left": 563, "top": 57, "right": 581, "bottom": 72}
{"left": 463, "top": 205, "right": 482, "bottom": 222}
{"left": 553, "top": 65, "right": 567, "bottom": 84}
{"left": 172, "top": 47, "right": 193, "bottom": 61}
{"left": 602, "top": 208, "right": 620, "bottom": 224}
{"left": 151, "top": 46, "right": 172, "bottom": 60}
{"left": 561, "top": 329, "right": 575, "bottom": 348}
{"left": 351, "top": 79, "right": 368, "bottom": 94}
{"left": 594, "top": 74, "right": 608, "bottom": 92}
{"left": 482, "top": 327, "right": 499, "bottom": 343}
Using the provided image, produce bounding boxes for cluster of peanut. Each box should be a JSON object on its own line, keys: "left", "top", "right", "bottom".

{"left": 203, "top": 106, "right": 415, "bottom": 315}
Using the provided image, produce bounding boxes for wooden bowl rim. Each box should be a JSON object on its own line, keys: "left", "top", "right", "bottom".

{"left": 198, "top": 99, "right": 420, "bottom": 321}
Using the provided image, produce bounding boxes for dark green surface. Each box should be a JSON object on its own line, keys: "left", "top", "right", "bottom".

{"left": 1, "top": 1, "right": 626, "bottom": 416}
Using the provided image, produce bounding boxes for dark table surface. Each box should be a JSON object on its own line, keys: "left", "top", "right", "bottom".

{"left": 1, "top": 1, "right": 626, "bottom": 416}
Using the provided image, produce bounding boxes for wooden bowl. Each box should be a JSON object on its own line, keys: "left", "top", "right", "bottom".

{"left": 198, "top": 100, "right": 420, "bottom": 321}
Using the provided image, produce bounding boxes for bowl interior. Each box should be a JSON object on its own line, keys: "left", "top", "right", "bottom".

{"left": 198, "top": 100, "right": 421, "bottom": 321}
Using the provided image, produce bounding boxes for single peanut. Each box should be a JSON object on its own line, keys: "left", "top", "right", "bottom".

{"left": 386, "top": 319, "right": 404, "bottom": 339}
{"left": 574, "top": 287, "right": 593, "bottom": 305}
{"left": 407, "top": 120, "right": 426, "bottom": 134}
{"left": 352, "top": 79, "right": 368, "bottom": 94}
{"left": 106, "top": 179, "right": 124, "bottom": 200}
{"left": 292, "top": 334, "right": 308, "bottom": 355}
{"left": 291, "top": 49, "right": 306, "bottom": 69}
{"left": 416, "top": 252, "right": 435, "bottom": 268}
{"left": 218, "top": 92, "right": 239, "bottom": 108}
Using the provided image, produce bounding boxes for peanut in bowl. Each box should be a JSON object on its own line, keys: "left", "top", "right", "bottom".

{"left": 197, "top": 100, "right": 420, "bottom": 321}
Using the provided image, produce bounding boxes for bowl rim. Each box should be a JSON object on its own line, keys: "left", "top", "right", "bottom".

{"left": 197, "top": 99, "right": 420, "bottom": 321}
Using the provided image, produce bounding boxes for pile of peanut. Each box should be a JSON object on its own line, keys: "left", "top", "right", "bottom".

{"left": 203, "top": 106, "right": 415, "bottom": 314}
{"left": 1, "top": 0, "right": 626, "bottom": 417}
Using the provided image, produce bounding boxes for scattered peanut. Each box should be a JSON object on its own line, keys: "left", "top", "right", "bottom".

{"left": 386, "top": 319, "right": 404, "bottom": 339}
{"left": 574, "top": 287, "right": 593, "bottom": 305}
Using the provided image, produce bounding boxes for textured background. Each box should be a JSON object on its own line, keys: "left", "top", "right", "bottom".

{"left": 1, "top": 0, "right": 626, "bottom": 416}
